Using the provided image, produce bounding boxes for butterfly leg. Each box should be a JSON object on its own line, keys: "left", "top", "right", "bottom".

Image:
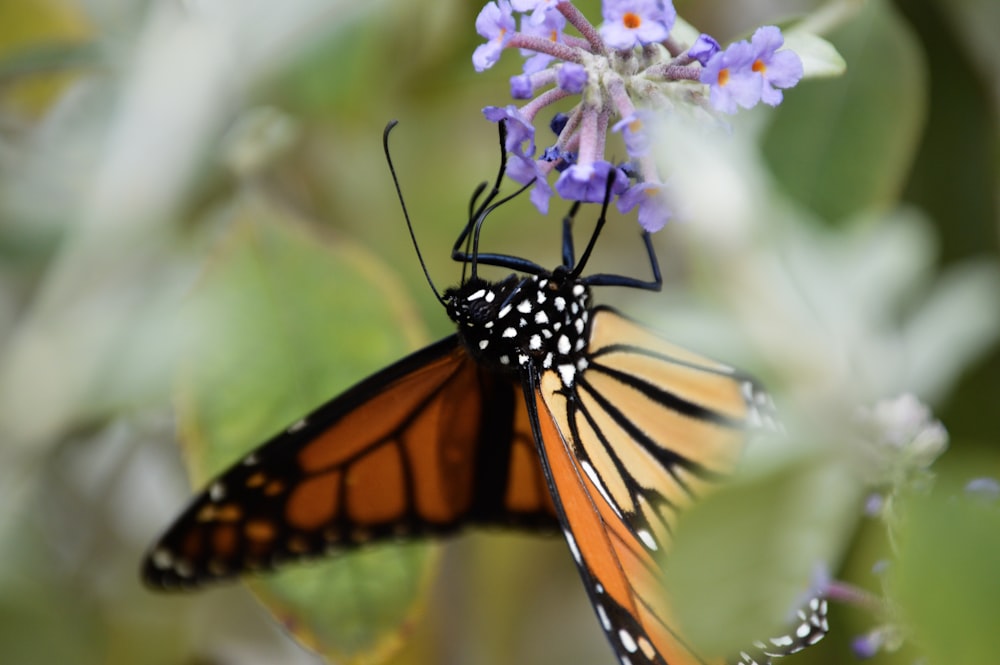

{"left": 572, "top": 171, "right": 663, "bottom": 292}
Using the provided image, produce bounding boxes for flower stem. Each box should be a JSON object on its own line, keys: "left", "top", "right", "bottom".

{"left": 507, "top": 34, "right": 585, "bottom": 64}
{"left": 557, "top": 1, "right": 606, "bottom": 56}
{"left": 606, "top": 75, "right": 636, "bottom": 122}
{"left": 645, "top": 63, "right": 701, "bottom": 82}
{"left": 521, "top": 86, "right": 573, "bottom": 123}
{"left": 662, "top": 35, "right": 686, "bottom": 58}
{"left": 576, "top": 105, "right": 600, "bottom": 165}
{"left": 555, "top": 106, "right": 583, "bottom": 150}
{"left": 824, "top": 580, "right": 885, "bottom": 615}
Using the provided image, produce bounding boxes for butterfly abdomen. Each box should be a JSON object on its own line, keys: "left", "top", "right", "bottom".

{"left": 445, "top": 271, "right": 593, "bottom": 386}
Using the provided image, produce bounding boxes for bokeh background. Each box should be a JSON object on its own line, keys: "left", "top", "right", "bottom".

{"left": 0, "top": 0, "right": 997, "bottom": 664}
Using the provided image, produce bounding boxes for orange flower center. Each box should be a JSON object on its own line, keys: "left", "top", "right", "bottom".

{"left": 622, "top": 12, "right": 641, "bottom": 29}
{"left": 717, "top": 68, "right": 730, "bottom": 86}
{"left": 752, "top": 59, "right": 766, "bottom": 74}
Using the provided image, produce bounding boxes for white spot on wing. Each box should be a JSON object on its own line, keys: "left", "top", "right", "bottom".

{"left": 637, "top": 529, "right": 658, "bottom": 551}
{"left": 517, "top": 299, "right": 532, "bottom": 313}
{"left": 209, "top": 482, "right": 225, "bottom": 502}
{"left": 596, "top": 603, "right": 611, "bottom": 630}
{"left": 502, "top": 327, "right": 517, "bottom": 338}
{"left": 529, "top": 334, "right": 542, "bottom": 350}
{"left": 573, "top": 284, "right": 585, "bottom": 296}
{"left": 534, "top": 311, "right": 549, "bottom": 324}
{"left": 564, "top": 529, "right": 582, "bottom": 563}
{"left": 479, "top": 339, "right": 489, "bottom": 350}
{"left": 554, "top": 296, "right": 566, "bottom": 311}
{"left": 619, "top": 629, "right": 638, "bottom": 653}
{"left": 558, "top": 335, "right": 571, "bottom": 354}
{"left": 467, "top": 289, "right": 486, "bottom": 301}
{"left": 151, "top": 548, "right": 173, "bottom": 570}
{"left": 582, "top": 460, "right": 622, "bottom": 520}
{"left": 558, "top": 363, "right": 576, "bottom": 386}
{"left": 485, "top": 290, "right": 496, "bottom": 302}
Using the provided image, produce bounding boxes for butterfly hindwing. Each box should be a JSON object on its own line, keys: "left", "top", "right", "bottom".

{"left": 526, "top": 307, "right": 776, "bottom": 665}
{"left": 143, "top": 335, "right": 558, "bottom": 589}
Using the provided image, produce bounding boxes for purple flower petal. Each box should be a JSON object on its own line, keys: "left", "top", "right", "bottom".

{"left": 507, "top": 152, "right": 553, "bottom": 214}
{"left": 555, "top": 161, "right": 624, "bottom": 203}
{"left": 512, "top": 0, "right": 560, "bottom": 25}
{"left": 518, "top": 7, "right": 565, "bottom": 75}
{"left": 616, "top": 181, "right": 670, "bottom": 231}
{"left": 473, "top": 1, "right": 515, "bottom": 72}
{"left": 611, "top": 112, "right": 650, "bottom": 157}
{"left": 966, "top": 477, "right": 1000, "bottom": 500}
{"left": 549, "top": 112, "right": 569, "bottom": 136}
{"left": 557, "top": 62, "right": 587, "bottom": 94}
{"left": 483, "top": 105, "right": 536, "bottom": 157}
{"left": 851, "top": 631, "right": 882, "bottom": 660}
{"left": 510, "top": 74, "right": 534, "bottom": 99}
{"left": 749, "top": 26, "right": 803, "bottom": 107}
{"left": 600, "top": 0, "right": 675, "bottom": 50}
{"left": 688, "top": 33, "right": 720, "bottom": 66}
{"left": 700, "top": 41, "right": 759, "bottom": 114}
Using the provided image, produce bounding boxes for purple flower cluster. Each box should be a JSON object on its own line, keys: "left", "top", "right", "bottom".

{"left": 472, "top": 0, "right": 804, "bottom": 231}
{"left": 693, "top": 26, "right": 805, "bottom": 114}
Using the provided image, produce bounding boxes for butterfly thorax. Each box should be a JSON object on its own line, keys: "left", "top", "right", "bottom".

{"left": 445, "top": 270, "right": 593, "bottom": 386}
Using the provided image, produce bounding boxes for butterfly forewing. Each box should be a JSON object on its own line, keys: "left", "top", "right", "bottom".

{"left": 143, "top": 336, "right": 558, "bottom": 589}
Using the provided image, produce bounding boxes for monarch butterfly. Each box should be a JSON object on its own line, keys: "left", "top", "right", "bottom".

{"left": 143, "top": 121, "right": 828, "bottom": 664}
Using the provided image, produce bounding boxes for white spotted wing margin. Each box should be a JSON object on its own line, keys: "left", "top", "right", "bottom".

{"left": 521, "top": 306, "right": 819, "bottom": 665}
{"left": 734, "top": 596, "right": 829, "bottom": 665}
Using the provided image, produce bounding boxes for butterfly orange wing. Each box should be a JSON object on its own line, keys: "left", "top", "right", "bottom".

{"left": 144, "top": 335, "right": 557, "bottom": 589}
{"left": 525, "top": 307, "right": 778, "bottom": 665}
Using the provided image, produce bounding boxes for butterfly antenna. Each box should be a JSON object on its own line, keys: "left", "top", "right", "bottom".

{"left": 468, "top": 121, "right": 516, "bottom": 281}
{"left": 469, "top": 177, "right": 535, "bottom": 280}
{"left": 383, "top": 120, "right": 444, "bottom": 305}
{"left": 461, "top": 184, "right": 485, "bottom": 285}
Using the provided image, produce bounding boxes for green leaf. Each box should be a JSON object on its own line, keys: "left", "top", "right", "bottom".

{"left": 764, "top": 0, "right": 926, "bottom": 224}
{"left": 176, "top": 190, "right": 436, "bottom": 664}
{"left": 784, "top": 31, "right": 847, "bottom": 79}
{"left": 893, "top": 469, "right": 1000, "bottom": 665}
{"left": 662, "top": 452, "right": 862, "bottom": 660}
